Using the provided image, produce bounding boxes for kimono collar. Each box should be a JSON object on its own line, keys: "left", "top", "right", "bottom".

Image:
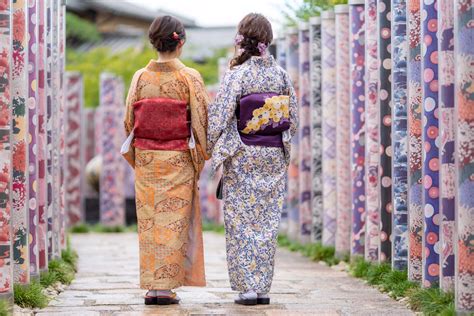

{"left": 248, "top": 55, "right": 277, "bottom": 68}
{"left": 146, "top": 58, "right": 186, "bottom": 72}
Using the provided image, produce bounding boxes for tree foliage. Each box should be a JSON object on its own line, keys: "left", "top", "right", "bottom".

{"left": 66, "top": 45, "right": 227, "bottom": 108}
{"left": 283, "top": 0, "right": 348, "bottom": 26}
{"left": 66, "top": 12, "right": 101, "bottom": 45}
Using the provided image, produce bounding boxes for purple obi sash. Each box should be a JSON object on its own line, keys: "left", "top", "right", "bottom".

{"left": 237, "top": 92, "right": 290, "bottom": 147}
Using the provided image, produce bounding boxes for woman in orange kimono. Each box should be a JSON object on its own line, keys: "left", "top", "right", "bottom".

{"left": 124, "top": 15, "right": 209, "bottom": 305}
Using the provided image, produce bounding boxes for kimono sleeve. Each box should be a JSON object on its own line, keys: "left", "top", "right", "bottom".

{"left": 184, "top": 68, "right": 211, "bottom": 161}
{"left": 283, "top": 71, "right": 299, "bottom": 138}
{"left": 124, "top": 69, "right": 145, "bottom": 136}
{"left": 207, "top": 70, "right": 242, "bottom": 154}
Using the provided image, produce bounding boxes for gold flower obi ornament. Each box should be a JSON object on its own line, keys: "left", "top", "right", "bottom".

{"left": 237, "top": 93, "right": 290, "bottom": 148}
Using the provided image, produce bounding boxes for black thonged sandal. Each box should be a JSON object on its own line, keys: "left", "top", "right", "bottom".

{"left": 156, "top": 292, "right": 180, "bottom": 305}
{"left": 257, "top": 297, "right": 270, "bottom": 305}
{"left": 234, "top": 293, "right": 258, "bottom": 306}
{"left": 144, "top": 292, "right": 157, "bottom": 305}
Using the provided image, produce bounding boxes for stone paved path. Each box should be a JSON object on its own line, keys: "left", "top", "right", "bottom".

{"left": 38, "top": 232, "right": 413, "bottom": 315}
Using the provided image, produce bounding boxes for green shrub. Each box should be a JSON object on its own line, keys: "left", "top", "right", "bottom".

{"left": 69, "top": 223, "right": 90, "bottom": 233}
{"left": 366, "top": 263, "right": 391, "bottom": 285}
{"left": 407, "top": 287, "right": 455, "bottom": 315}
{"left": 13, "top": 282, "right": 49, "bottom": 309}
{"left": 202, "top": 222, "right": 225, "bottom": 234}
{"left": 0, "top": 299, "right": 10, "bottom": 316}
{"left": 349, "top": 257, "right": 371, "bottom": 278}
{"left": 39, "top": 271, "right": 60, "bottom": 288}
{"left": 48, "top": 260, "right": 75, "bottom": 285}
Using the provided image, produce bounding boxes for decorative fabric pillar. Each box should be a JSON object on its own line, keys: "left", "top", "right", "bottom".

{"left": 321, "top": 10, "right": 337, "bottom": 247}
{"left": 99, "top": 74, "right": 126, "bottom": 226}
{"left": 0, "top": 0, "right": 14, "bottom": 306}
{"left": 51, "top": 0, "right": 60, "bottom": 259}
{"left": 276, "top": 37, "right": 287, "bottom": 70}
{"left": 454, "top": 0, "right": 474, "bottom": 312}
{"left": 27, "top": 0, "right": 39, "bottom": 280}
{"left": 309, "top": 17, "right": 323, "bottom": 242}
{"left": 37, "top": 0, "right": 47, "bottom": 271}
{"left": 407, "top": 0, "right": 423, "bottom": 282}
{"left": 438, "top": 0, "right": 455, "bottom": 292}
{"left": 285, "top": 28, "right": 300, "bottom": 241}
{"left": 65, "top": 73, "right": 83, "bottom": 226}
{"left": 277, "top": 36, "right": 288, "bottom": 234}
{"left": 298, "top": 22, "right": 312, "bottom": 244}
{"left": 12, "top": 0, "right": 30, "bottom": 284}
{"left": 391, "top": 0, "right": 408, "bottom": 271}
{"left": 58, "top": 0, "right": 66, "bottom": 249}
{"left": 364, "top": 0, "right": 380, "bottom": 262}
{"left": 349, "top": 0, "right": 366, "bottom": 257}
{"left": 45, "top": 0, "right": 53, "bottom": 261}
{"left": 82, "top": 108, "right": 97, "bottom": 200}
{"left": 335, "top": 4, "right": 351, "bottom": 256}
{"left": 421, "top": 0, "right": 439, "bottom": 288}
{"left": 378, "top": 0, "right": 392, "bottom": 263}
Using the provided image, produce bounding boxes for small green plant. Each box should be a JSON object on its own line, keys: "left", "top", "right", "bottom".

{"left": 13, "top": 282, "right": 49, "bottom": 309}
{"left": 0, "top": 299, "right": 10, "bottom": 316}
{"left": 69, "top": 223, "right": 90, "bottom": 233}
{"left": 349, "top": 256, "right": 371, "bottom": 278}
{"left": 365, "top": 263, "right": 391, "bottom": 285}
{"left": 48, "top": 260, "right": 75, "bottom": 285}
{"left": 39, "top": 271, "right": 60, "bottom": 288}
{"left": 407, "top": 287, "right": 455, "bottom": 315}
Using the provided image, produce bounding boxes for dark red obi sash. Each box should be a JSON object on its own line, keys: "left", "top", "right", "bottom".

{"left": 133, "top": 98, "right": 191, "bottom": 151}
{"left": 237, "top": 92, "right": 290, "bottom": 148}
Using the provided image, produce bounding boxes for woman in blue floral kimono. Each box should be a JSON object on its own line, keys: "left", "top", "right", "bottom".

{"left": 207, "top": 14, "right": 298, "bottom": 305}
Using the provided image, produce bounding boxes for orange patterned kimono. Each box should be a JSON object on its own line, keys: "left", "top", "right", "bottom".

{"left": 124, "top": 59, "right": 209, "bottom": 290}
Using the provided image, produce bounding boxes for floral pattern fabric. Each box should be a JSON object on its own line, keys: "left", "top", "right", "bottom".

{"left": 421, "top": 0, "right": 440, "bottom": 288}
{"left": 0, "top": 0, "right": 12, "bottom": 296}
{"left": 207, "top": 55, "right": 298, "bottom": 292}
{"left": 309, "top": 18, "right": 323, "bottom": 242}
{"left": 335, "top": 6, "right": 351, "bottom": 256}
{"left": 364, "top": 0, "right": 380, "bottom": 262}
{"left": 439, "top": 0, "right": 455, "bottom": 292}
{"left": 321, "top": 13, "right": 337, "bottom": 247}
{"left": 391, "top": 0, "right": 408, "bottom": 271}
{"left": 455, "top": 0, "right": 474, "bottom": 311}
{"left": 407, "top": 0, "right": 423, "bottom": 282}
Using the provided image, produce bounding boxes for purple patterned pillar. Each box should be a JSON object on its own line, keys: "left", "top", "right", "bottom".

{"left": 309, "top": 17, "right": 323, "bottom": 242}
{"left": 58, "top": 0, "right": 66, "bottom": 249}
{"left": 364, "top": 0, "right": 380, "bottom": 262}
{"left": 335, "top": 4, "right": 351, "bottom": 256}
{"left": 298, "top": 22, "right": 312, "bottom": 244}
{"left": 391, "top": 0, "right": 408, "bottom": 271}
{"left": 37, "top": 0, "right": 47, "bottom": 272}
{"left": 50, "top": 0, "right": 60, "bottom": 259}
{"left": 454, "top": 0, "right": 474, "bottom": 312}
{"left": 12, "top": 0, "right": 30, "bottom": 284}
{"left": 407, "top": 0, "right": 423, "bottom": 282}
{"left": 65, "top": 72, "right": 83, "bottom": 226}
{"left": 27, "top": 0, "right": 39, "bottom": 280}
{"left": 438, "top": 0, "right": 455, "bottom": 292}
{"left": 45, "top": 0, "right": 53, "bottom": 261}
{"left": 99, "top": 73, "right": 126, "bottom": 226}
{"left": 421, "top": 0, "right": 439, "bottom": 288}
{"left": 285, "top": 28, "right": 300, "bottom": 241}
{"left": 321, "top": 10, "right": 337, "bottom": 247}
{"left": 349, "top": 0, "right": 366, "bottom": 257}
{"left": 0, "top": 0, "right": 14, "bottom": 307}
{"left": 82, "top": 108, "right": 97, "bottom": 201}
{"left": 378, "top": 0, "right": 392, "bottom": 264}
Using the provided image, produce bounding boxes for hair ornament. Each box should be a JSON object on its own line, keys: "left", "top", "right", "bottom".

{"left": 257, "top": 42, "right": 267, "bottom": 56}
{"left": 234, "top": 34, "right": 244, "bottom": 45}
{"left": 172, "top": 32, "right": 180, "bottom": 40}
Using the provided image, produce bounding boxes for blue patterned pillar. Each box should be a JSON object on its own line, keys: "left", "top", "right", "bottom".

{"left": 391, "top": 0, "right": 408, "bottom": 271}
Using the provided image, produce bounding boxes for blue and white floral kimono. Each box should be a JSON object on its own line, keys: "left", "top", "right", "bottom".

{"left": 207, "top": 55, "right": 298, "bottom": 293}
